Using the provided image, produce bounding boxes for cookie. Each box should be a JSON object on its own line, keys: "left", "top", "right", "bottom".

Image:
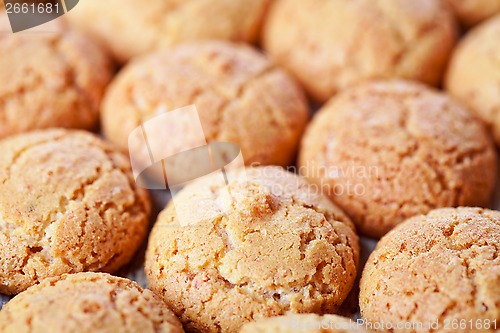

{"left": 262, "top": 0, "right": 457, "bottom": 102}
{"left": 66, "top": 0, "right": 270, "bottom": 62}
{"left": 298, "top": 80, "right": 497, "bottom": 238}
{"left": 446, "top": 15, "right": 500, "bottom": 145}
{"left": 0, "top": 129, "right": 150, "bottom": 295}
{"left": 0, "top": 272, "right": 184, "bottom": 333}
{"left": 359, "top": 207, "right": 500, "bottom": 333}
{"left": 443, "top": 0, "right": 500, "bottom": 27}
{"left": 102, "top": 41, "right": 308, "bottom": 169}
{"left": 239, "top": 314, "right": 371, "bottom": 333}
{"left": 0, "top": 23, "right": 112, "bottom": 139}
{"left": 145, "top": 166, "right": 359, "bottom": 333}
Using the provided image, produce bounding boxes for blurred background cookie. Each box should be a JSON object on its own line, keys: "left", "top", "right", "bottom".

{"left": 263, "top": 0, "right": 457, "bottom": 102}
{"left": 146, "top": 166, "right": 359, "bottom": 332}
{"left": 360, "top": 207, "right": 500, "bottom": 333}
{"left": 102, "top": 41, "right": 308, "bottom": 169}
{"left": 239, "top": 314, "right": 372, "bottom": 332}
{"left": 443, "top": 0, "right": 500, "bottom": 27}
{"left": 0, "top": 129, "right": 150, "bottom": 295}
{"left": 0, "top": 25, "right": 112, "bottom": 139}
{"left": 0, "top": 272, "right": 184, "bottom": 333}
{"left": 299, "top": 80, "right": 497, "bottom": 238}
{"left": 66, "top": 0, "right": 271, "bottom": 63}
{"left": 446, "top": 15, "right": 500, "bottom": 145}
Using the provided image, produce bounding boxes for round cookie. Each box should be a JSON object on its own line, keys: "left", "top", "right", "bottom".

{"left": 446, "top": 15, "right": 500, "bottom": 145}
{"left": 66, "top": 0, "right": 270, "bottom": 62}
{"left": 443, "top": 0, "right": 500, "bottom": 27}
{"left": 359, "top": 207, "right": 500, "bottom": 333}
{"left": 240, "top": 314, "right": 372, "bottom": 333}
{"left": 102, "top": 41, "right": 308, "bottom": 168}
{"left": 298, "top": 80, "right": 497, "bottom": 238}
{"left": 145, "top": 166, "right": 359, "bottom": 333}
{"left": 0, "top": 129, "right": 150, "bottom": 295}
{"left": 0, "top": 23, "right": 112, "bottom": 139}
{"left": 263, "top": 0, "right": 457, "bottom": 102}
{"left": 0, "top": 272, "right": 184, "bottom": 333}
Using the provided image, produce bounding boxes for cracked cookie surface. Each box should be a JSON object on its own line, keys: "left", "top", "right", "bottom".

{"left": 145, "top": 166, "right": 359, "bottom": 333}
{"left": 446, "top": 15, "right": 500, "bottom": 145}
{"left": 66, "top": 0, "right": 270, "bottom": 62}
{"left": 102, "top": 41, "right": 308, "bottom": 168}
{"left": 359, "top": 207, "right": 500, "bottom": 333}
{"left": 0, "top": 129, "right": 150, "bottom": 295}
{"left": 0, "top": 26, "right": 112, "bottom": 139}
{"left": 263, "top": 0, "right": 457, "bottom": 102}
{"left": 298, "top": 80, "right": 497, "bottom": 238}
{"left": 239, "top": 313, "right": 372, "bottom": 332}
{"left": 0, "top": 272, "right": 184, "bottom": 333}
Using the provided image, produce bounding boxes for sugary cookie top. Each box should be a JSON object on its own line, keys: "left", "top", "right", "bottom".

{"left": 263, "top": 0, "right": 457, "bottom": 101}
{"left": 103, "top": 41, "right": 308, "bottom": 167}
{"left": 0, "top": 272, "right": 184, "bottom": 333}
{"left": 299, "top": 80, "right": 497, "bottom": 237}
{"left": 0, "top": 129, "right": 150, "bottom": 295}
{"left": 360, "top": 207, "right": 500, "bottom": 332}
{"left": 0, "top": 29, "right": 112, "bottom": 138}
{"left": 146, "top": 166, "right": 359, "bottom": 332}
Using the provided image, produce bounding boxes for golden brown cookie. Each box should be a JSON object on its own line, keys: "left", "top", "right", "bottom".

{"left": 443, "top": 0, "right": 500, "bottom": 27}
{"left": 0, "top": 22, "right": 112, "bottom": 139}
{"left": 359, "top": 207, "right": 500, "bottom": 333}
{"left": 0, "top": 272, "right": 184, "bottom": 333}
{"left": 145, "top": 166, "right": 359, "bottom": 333}
{"left": 446, "top": 15, "right": 500, "bottom": 145}
{"left": 239, "top": 314, "right": 372, "bottom": 333}
{"left": 102, "top": 41, "right": 308, "bottom": 168}
{"left": 66, "top": 0, "right": 270, "bottom": 62}
{"left": 299, "top": 80, "right": 497, "bottom": 238}
{"left": 0, "top": 129, "right": 150, "bottom": 295}
{"left": 262, "top": 0, "right": 457, "bottom": 102}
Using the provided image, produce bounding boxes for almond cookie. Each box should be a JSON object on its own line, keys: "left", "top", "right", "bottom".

{"left": 66, "top": 0, "right": 270, "bottom": 62}
{"left": 0, "top": 23, "right": 112, "bottom": 139}
{"left": 0, "top": 272, "right": 184, "bottom": 333}
{"left": 359, "top": 207, "right": 500, "bottom": 333}
{"left": 299, "top": 80, "right": 497, "bottom": 238}
{"left": 145, "top": 166, "right": 359, "bottom": 333}
{"left": 443, "top": 0, "right": 500, "bottom": 27}
{"left": 446, "top": 15, "right": 500, "bottom": 145}
{"left": 263, "top": 0, "right": 457, "bottom": 102}
{"left": 240, "top": 314, "right": 371, "bottom": 333}
{"left": 102, "top": 41, "right": 308, "bottom": 169}
{"left": 0, "top": 129, "right": 150, "bottom": 295}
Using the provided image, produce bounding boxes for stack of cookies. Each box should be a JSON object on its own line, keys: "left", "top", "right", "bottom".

{"left": 0, "top": 0, "right": 499, "bottom": 332}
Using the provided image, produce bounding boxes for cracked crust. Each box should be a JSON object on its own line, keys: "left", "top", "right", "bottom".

{"left": 145, "top": 166, "right": 359, "bottom": 333}
{"left": 0, "top": 129, "right": 151, "bottom": 295}
{"left": 359, "top": 207, "right": 500, "bottom": 333}
{"left": 0, "top": 28, "right": 112, "bottom": 139}
{"left": 0, "top": 272, "right": 184, "bottom": 333}
{"left": 298, "top": 80, "right": 497, "bottom": 238}
{"left": 443, "top": 0, "right": 500, "bottom": 27}
{"left": 446, "top": 15, "right": 500, "bottom": 145}
{"left": 102, "top": 41, "right": 309, "bottom": 168}
{"left": 262, "top": 0, "right": 457, "bottom": 102}
{"left": 239, "top": 314, "right": 372, "bottom": 332}
{"left": 66, "top": 0, "right": 270, "bottom": 62}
